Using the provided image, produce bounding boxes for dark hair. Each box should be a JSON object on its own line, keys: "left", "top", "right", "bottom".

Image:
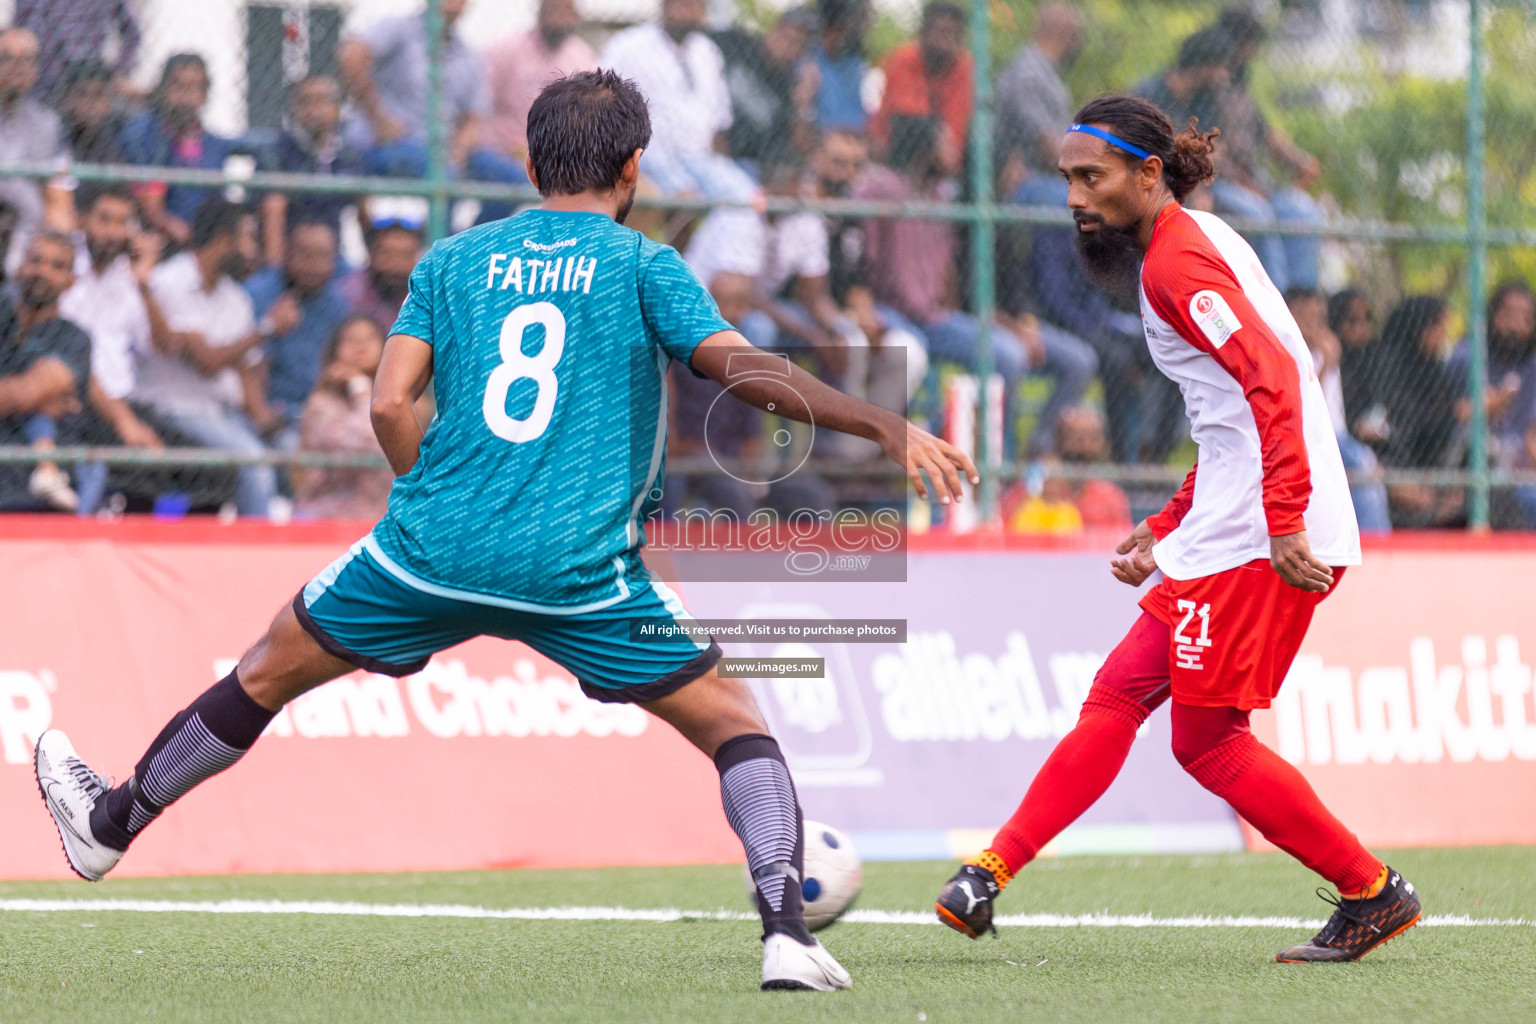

{"left": 30, "top": 229, "right": 77, "bottom": 262}
{"left": 60, "top": 58, "right": 115, "bottom": 93}
{"left": 1284, "top": 285, "right": 1323, "bottom": 307}
{"left": 921, "top": 1, "right": 965, "bottom": 30}
{"left": 887, "top": 115, "right": 939, "bottom": 176}
{"left": 1380, "top": 295, "right": 1447, "bottom": 355}
{"left": 1487, "top": 279, "right": 1536, "bottom": 325}
{"left": 1215, "top": 6, "right": 1268, "bottom": 48}
{"left": 1177, "top": 27, "right": 1234, "bottom": 71}
{"left": 1072, "top": 94, "right": 1218, "bottom": 202}
{"left": 323, "top": 313, "right": 386, "bottom": 369}
{"left": 369, "top": 221, "right": 426, "bottom": 249}
{"left": 287, "top": 219, "right": 338, "bottom": 245}
{"left": 153, "top": 53, "right": 209, "bottom": 112}
{"left": 819, "top": 0, "right": 868, "bottom": 31}
{"left": 1327, "top": 288, "right": 1368, "bottom": 337}
{"left": 189, "top": 196, "right": 249, "bottom": 250}
{"left": 526, "top": 70, "right": 652, "bottom": 197}
{"left": 74, "top": 181, "right": 134, "bottom": 216}
{"left": 287, "top": 73, "right": 340, "bottom": 104}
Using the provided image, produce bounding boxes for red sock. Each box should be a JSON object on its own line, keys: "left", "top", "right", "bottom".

{"left": 986, "top": 683, "right": 1148, "bottom": 875}
{"left": 1183, "top": 732, "right": 1382, "bottom": 893}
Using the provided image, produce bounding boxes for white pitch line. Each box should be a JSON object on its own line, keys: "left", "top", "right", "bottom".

{"left": 0, "top": 899, "right": 1530, "bottom": 928}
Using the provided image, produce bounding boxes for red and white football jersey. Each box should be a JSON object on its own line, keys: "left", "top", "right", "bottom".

{"left": 1138, "top": 205, "right": 1360, "bottom": 581}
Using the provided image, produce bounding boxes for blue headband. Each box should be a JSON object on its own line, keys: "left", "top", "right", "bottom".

{"left": 1068, "top": 123, "right": 1153, "bottom": 161}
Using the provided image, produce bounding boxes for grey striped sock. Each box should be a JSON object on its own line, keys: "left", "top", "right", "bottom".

{"left": 715, "top": 734, "right": 812, "bottom": 944}
{"left": 138, "top": 713, "right": 246, "bottom": 807}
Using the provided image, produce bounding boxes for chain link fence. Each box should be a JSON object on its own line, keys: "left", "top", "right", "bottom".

{"left": 0, "top": 0, "right": 1533, "bottom": 531}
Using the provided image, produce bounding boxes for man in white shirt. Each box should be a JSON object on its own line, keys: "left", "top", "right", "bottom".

{"left": 133, "top": 199, "right": 294, "bottom": 518}
{"left": 601, "top": 0, "right": 759, "bottom": 203}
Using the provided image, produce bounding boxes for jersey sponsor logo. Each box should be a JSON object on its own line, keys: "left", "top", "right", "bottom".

{"left": 522, "top": 238, "right": 578, "bottom": 253}
{"left": 1189, "top": 289, "right": 1241, "bottom": 348}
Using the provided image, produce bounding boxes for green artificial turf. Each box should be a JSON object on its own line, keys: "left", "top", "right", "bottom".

{"left": 1, "top": 847, "right": 1532, "bottom": 1023}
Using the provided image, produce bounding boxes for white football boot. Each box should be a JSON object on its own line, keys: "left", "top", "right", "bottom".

{"left": 761, "top": 933, "right": 852, "bottom": 991}
{"left": 34, "top": 730, "right": 123, "bottom": 881}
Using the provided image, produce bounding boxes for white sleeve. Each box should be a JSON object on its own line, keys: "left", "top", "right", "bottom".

{"left": 779, "top": 214, "right": 831, "bottom": 280}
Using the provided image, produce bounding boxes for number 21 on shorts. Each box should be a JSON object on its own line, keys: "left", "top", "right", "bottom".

{"left": 1173, "top": 599, "right": 1212, "bottom": 671}
{"left": 483, "top": 301, "right": 566, "bottom": 443}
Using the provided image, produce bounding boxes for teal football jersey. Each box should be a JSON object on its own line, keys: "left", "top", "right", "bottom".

{"left": 370, "top": 209, "right": 732, "bottom": 610}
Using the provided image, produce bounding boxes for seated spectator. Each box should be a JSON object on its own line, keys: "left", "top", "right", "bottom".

{"left": 1004, "top": 407, "right": 1131, "bottom": 533}
{"left": 244, "top": 222, "right": 350, "bottom": 447}
{"left": 16, "top": 0, "right": 140, "bottom": 104}
{"left": 484, "top": 0, "right": 599, "bottom": 163}
{"left": 855, "top": 115, "right": 1095, "bottom": 456}
{"left": 120, "top": 54, "right": 235, "bottom": 247}
{"left": 60, "top": 184, "right": 167, "bottom": 452}
{"left": 1328, "top": 288, "right": 1380, "bottom": 442}
{"left": 872, "top": 2, "right": 973, "bottom": 180}
{"left": 256, "top": 75, "right": 364, "bottom": 268}
{"left": 666, "top": 271, "right": 833, "bottom": 517}
{"left": 712, "top": 7, "right": 819, "bottom": 179}
{"left": 1207, "top": 10, "right": 1325, "bottom": 293}
{"left": 338, "top": 221, "right": 424, "bottom": 333}
{"left": 0, "top": 28, "right": 70, "bottom": 276}
{"left": 811, "top": 0, "right": 873, "bottom": 134}
{"left": 1132, "top": 28, "right": 1227, "bottom": 144}
{"left": 1007, "top": 175, "right": 1182, "bottom": 463}
{"left": 134, "top": 199, "right": 281, "bottom": 518}
{"left": 601, "top": 0, "right": 759, "bottom": 205}
{"left": 56, "top": 59, "right": 126, "bottom": 164}
{"left": 295, "top": 315, "right": 394, "bottom": 521}
{"left": 1367, "top": 296, "right": 1465, "bottom": 527}
{"left": 338, "top": 0, "right": 528, "bottom": 217}
{"left": 1287, "top": 286, "right": 1390, "bottom": 533}
{"left": 0, "top": 232, "right": 92, "bottom": 511}
{"left": 1452, "top": 281, "right": 1536, "bottom": 457}
{"left": 995, "top": 2, "right": 1081, "bottom": 192}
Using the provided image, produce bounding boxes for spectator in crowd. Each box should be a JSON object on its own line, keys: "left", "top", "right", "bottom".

{"left": 1004, "top": 406, "right": 1131, "bottom": 533}
{"left": 0, "top": 28, "right": 69, "bottom": 277}
{"left": 120, "top": 54, "right": 235, "bottom": 247}
{"left": 1133, "top": 28, "right": 1228, "bottom": 144}
{"left": 338, "top": 221, "right": 424, "bottom": 333}
{"left": 484, "top": 0, "right": 599, "bottom": 164}
{"left": 712, "top": 7, "right": 820, "bottom": 179}
{"left": 1206, "top": 9, "right": 1325, "bottom": 293}
{"left": 802, "top": 131, "right": 930, "bottom": 403}
{"left": 338, "top": 0, "right": 529, "bottom": 216}
{"left": 59, "top": 184, "right": 167, "bottom": 452}
{"left": 134, "top": 199, "right": 281, "bottom": 518}
{"left": 56, "top": 59, "right": 126, "bottom": 164}
{"left": 295, "top": 315, "right": 394, "bottom": 521}
{"left": 1286, "top": 286, "right": 1391, "bottom": 533}
{"left": 856, "top": 115, "right": 1095, "bottom": 455}
{"left": 256, "top": 75, "right": 363, "bottom": 269}
{"left": 1453, "top": 281, "right": 1536, "bottom": 454}
{"left": 995, "top": 1, "right": 1082, "bottom": 192}
{"left": 872, "top": 2, "right": 973, "bottom": 180}
{"left": 811, "top": 0, "right": 873, "bottom": 134}
{"left": 0, "top": 232, "right": 92, "bottom": 511}
{"left": 1328, "top": 287, "right": 1379, "bottom": 440}
{"left": 665, "top": 271, "right": 833, "bottom": 517}
{"left": 15, "top": 0, "right": 140, "bottom": 103}
{"left": 602, "top": 0, "right": 758, "bottom": 206}
{"left": 1368, "top": 296, "right": 1465, "bottom": 527}
{"left": 243, "top": 221, "right": 349, "bottom": 447}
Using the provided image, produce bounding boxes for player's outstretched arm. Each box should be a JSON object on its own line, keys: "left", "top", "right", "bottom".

{"left": 372, "top": 333, "right": 435, "bottom": 476}
{"left": 691, "top": 331, "right": 979, "bottom": 504}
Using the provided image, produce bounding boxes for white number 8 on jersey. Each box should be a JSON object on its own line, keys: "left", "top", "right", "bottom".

{"left": 482, "top": 301, "right": 566, "bottom": 443}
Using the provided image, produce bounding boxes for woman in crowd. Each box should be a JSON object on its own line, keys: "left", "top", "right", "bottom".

{"left": 294, "top": 315, "right": 395, "bottom": 520}
{"left": 1367, "top": 296, "right": 1466, "bottom": 527}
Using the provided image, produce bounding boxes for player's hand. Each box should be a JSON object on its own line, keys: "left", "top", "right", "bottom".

{"left": 892, "top": 419, "right": 979, "bottom": 505}
{"left": 1110, "top": 519, "right": 1158, "bottom": 587}
{"left": 1270, "top": 531, "right": 1333, "bottom": 592}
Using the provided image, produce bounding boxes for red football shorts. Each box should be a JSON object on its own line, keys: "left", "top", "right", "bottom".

{"left": 1137, "top": 558, "right": 1346, "bottom": 710}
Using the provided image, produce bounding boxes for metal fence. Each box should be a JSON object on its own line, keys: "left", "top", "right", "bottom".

{"left": 3, "top": 0, "right": 1535, "bottom": 531}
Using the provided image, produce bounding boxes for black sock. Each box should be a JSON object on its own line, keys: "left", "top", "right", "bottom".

{"left": 715, "top": 733, "right": 814, "bottom": 945}
{"left": 95, "top": 671, "right": 276, "bottom": 851}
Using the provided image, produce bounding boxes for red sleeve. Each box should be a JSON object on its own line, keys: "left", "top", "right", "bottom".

{"left": 1142, "top": 239, "right": 1312, "bottom": 536}
{"left": 940, "top": 53, "right": 975, "bottom": 149}
{"left": 1145, "top": 463, "right": 1197, "bottom": 539}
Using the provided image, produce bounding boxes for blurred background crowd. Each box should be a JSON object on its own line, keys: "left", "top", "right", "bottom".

{"left": 0, "top": 0, "right": 1531, "bottom": 533}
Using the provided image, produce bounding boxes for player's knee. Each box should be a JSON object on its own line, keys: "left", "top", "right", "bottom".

{"left": 1079, "top": 681, "right": 1151, "bottom": 731}
{"left": 1170, "top": 704, "right": 1251, "bottom": 770}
